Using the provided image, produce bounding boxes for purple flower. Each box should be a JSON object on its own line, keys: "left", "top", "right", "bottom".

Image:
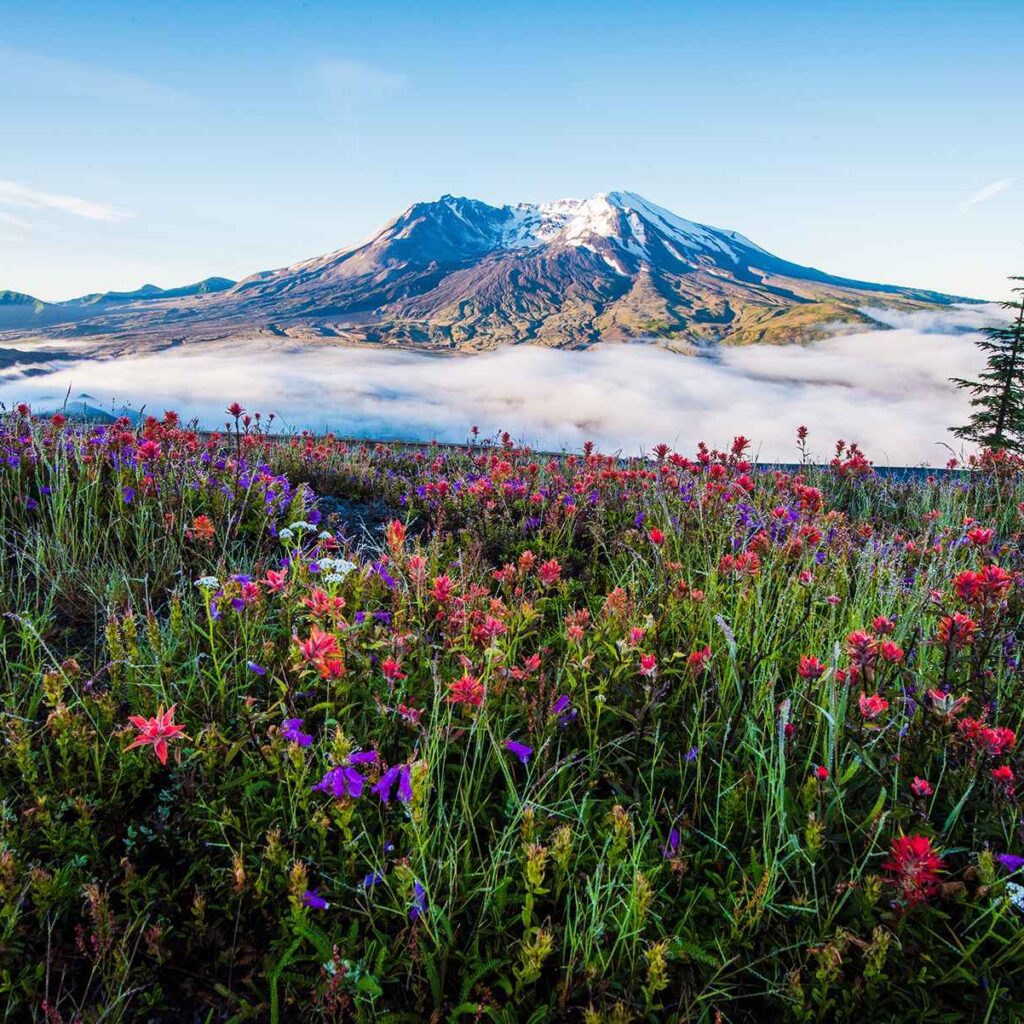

{"left": 121, "top": 486, "right": 135, "bottom": 504}
{"left": 504, "top": 739, "right": 533, "bottom": 765}
{"left": 312, "top": 764, "right": 365, "bottom": 799}
{"left": 247, "top": 661, "right": 266, "bottom": 676}
{"left": 551, "top": 694, "right": 577, "bottom": 727}
{"left": 661, "top": 827, "right": 681, "bottom": 859}
{"left": 373, "top": 561, "right": 397, "bottom": 590}
{"left": 372, "top": 763, "right": 413, "bottom": 803}
{"left": 409, "top": 879, "right": 427, "bottom": 921}
{"left": 363, "top": 871, "right": 385, "bottom": 889}
{"left": 685, "top": 746, "right": 699, "bottom": 762}
{"left": 349, "top": 750, "right": 379, "bottom": 765}
{"left": 282, "top": 718, "right": 313, "bottom": 747}
{"left": 302, "top": 888, "right": 329, "bottom": 910}
{"left": 998, "top": 853, "right": 1024, "bottom": 873}
{"left": 552, "top": 695, "right": 571, "bottom": 716}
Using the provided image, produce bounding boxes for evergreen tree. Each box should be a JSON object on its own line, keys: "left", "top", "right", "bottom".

{"left": 951, "top": 277, "right": 1024, "bottom": 452}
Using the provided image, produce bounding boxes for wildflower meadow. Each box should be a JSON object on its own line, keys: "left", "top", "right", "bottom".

{"left": 2, "top": 403, "right": 1024, "bottom": 1022}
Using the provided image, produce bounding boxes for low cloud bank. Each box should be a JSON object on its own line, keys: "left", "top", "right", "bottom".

{"left": 0, "top": 304, "right": 1003, "bottom": 464}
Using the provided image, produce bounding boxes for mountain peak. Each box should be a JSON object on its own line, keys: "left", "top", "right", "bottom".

{"left": 1, "top": 190, "right": 974, "bottom": 347}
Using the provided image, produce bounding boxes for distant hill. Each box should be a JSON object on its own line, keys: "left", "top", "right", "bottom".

{"left": 0, "top": 277, "right": 235, "bottom": 330}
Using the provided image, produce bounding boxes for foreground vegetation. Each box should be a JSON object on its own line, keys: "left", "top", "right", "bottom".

{"left": 2, "top": 405, "right": 1024, "bottom": 1022}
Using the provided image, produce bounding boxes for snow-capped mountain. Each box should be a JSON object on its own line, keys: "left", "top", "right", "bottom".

{"left": 1, "top": 192, "right": 973, "bottom": 348}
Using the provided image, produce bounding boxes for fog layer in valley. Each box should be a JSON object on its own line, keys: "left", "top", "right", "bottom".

{"left": 0, "top": 305, "right": 1001, "bottom": 464}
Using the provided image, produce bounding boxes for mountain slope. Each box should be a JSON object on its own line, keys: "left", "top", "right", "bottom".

{"left": 0, "top": 192, "right": 975, "bottom": 348}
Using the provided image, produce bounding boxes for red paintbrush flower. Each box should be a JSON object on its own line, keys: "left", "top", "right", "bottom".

{"left": 992, "top": 764, "right": 1016, "bottom": 797}
{"left": 910, "top": 777, "right": 933, "bottom": 797}
{"left": 385, "top": 519, "right": 407, "bottom": 551}
{"left": 687, "top": 646, "right": 712, "bottom": 676}
{"left": 448, "top": 673, "right": 484, "bottom": 707}
{"left": 879, "top": 641, "right": 904, "bottom": 664}
{"left": 797, "top": 655, "right": 827, "bottom": 680}
{"left": 296, "top": 627, "right": 340, "bottom": 665}
{"left": 955, "top": 565, "right": 1012, "bottom": 606}
{"left": 430, "top": 575, "right": 454, "bottom": 604}
{"left": 858, "top": 693, "right": 890, "bottom": 719}
{"left": 881, "top": 834, "right": 946, "bottom": 905}
{"left": 936, "top": 613, "right": 978, "bottom": 648}
{"left": 125, "top": 705, "right": 187, "bottom": 765}
{"left": 381, "top": 657, "right": 406, "bottom": 685}
{"left": 187, "top": 515, "right": 215, "bottom": 543}
{"left": 537, "top": 559, "right": 562, "bottom": 587}
{"left": 846, "top": 630, "right": 878, "bottom": 672}
{"left": 264, "top": 569, "right": 288, "bottom": 592}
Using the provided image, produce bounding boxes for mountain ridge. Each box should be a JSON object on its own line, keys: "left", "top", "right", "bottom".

{"left": 0, "top": 192, "right": 978, "bottom": 349}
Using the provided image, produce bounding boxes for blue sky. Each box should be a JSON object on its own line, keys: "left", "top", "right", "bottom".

{"left": 1, "top": 0, "right": 1021, "bottom": 302}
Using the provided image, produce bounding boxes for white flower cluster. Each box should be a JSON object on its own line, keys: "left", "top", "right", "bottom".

{"left": 278, "top": 527, "right": 294, "bottom": 542}
{"left": 288, "top": 520, "right": 317, "bottom": 533}
{"left": 320, "top": 556, "right": 358, "bottom": 584}
{"left": 1007, "top": 882, "right": 1024, "bottom": 914}
{"left": 194, "top": 576, "right": 220, "bottom": 590}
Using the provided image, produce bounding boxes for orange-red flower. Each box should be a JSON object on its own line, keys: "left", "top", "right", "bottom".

{"left": 187, "top": 515, "right": 215, "bottom": 543}
{"left": 936, "top": 613, "right": 978, "bottom": 648}
{"left": 385, "top": 519, "right": 407, "bottom": 551}
{"left": 448, "top": 673, "right": 484, "bottom": 707}
{"left": 125, "top": 705, "right": 187, "bottom": 765}
{"left": 296, "top": 627, "right": 340, "bottom": 666}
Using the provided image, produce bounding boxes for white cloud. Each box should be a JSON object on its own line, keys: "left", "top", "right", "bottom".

{"left": 960, "top": 177, "right": 1017, "bottom": 211}
{"left": 0, "top": 304, "right": 1003, "bottom": 466}
{"left": 0, "top": 181, "right": 134, "bottom": 223}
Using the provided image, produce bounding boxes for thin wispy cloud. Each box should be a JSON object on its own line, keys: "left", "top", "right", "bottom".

{"left": 0, "top": 45, "right": 182, "bottom": 104}
{"left": 314, "top": 57, "right": 405, "bottom": 102}
{"left": 960, "top": 177, "right": 1017, "bottom": 211}
{"left": 0, "top": 181, "right": 134, "bottom": 224}
{"left": 0, "top": 211, "right": 31, "bottom": 230}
